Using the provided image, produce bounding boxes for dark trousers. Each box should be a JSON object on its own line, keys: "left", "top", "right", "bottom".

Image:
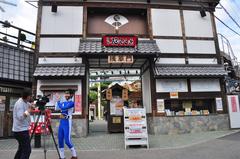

{"left": 14, "top": 131, "right": 31, "bottom": 159}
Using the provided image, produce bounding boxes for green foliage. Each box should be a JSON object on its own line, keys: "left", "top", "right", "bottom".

{"left": 89, "top": 90, "right": 97, "bottom": 103}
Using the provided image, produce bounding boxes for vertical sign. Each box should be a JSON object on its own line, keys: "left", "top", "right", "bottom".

{"left": 231, "top": 96, "right": 237, "bottom": 112}
{"left": 156, "top": 99, "right": 165, "bottom": 113}
{"left": 0, "top": 96, "right": 6, "bottom": 111}
{"left": 227, "top": 95, "right": 240, "bottom": 128}
{"left": 216, "top": 98, "right": 223, "bottom": 111}
{"left": 74, "top": 95, "right": 82, "bottom": 114}
{"left": 106, "top": 89, "right": 112, "bottom": 100}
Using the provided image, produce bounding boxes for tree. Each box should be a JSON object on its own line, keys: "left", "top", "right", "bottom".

{"left": 89, "top": 90, "right": 97, "bottom": 103}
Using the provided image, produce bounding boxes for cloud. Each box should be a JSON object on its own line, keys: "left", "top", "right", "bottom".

{"left": 1, "top": 0, "right": 37, "bottom": 32}
{"left": 215, "top": 0, "right": 240, "bottom": 61}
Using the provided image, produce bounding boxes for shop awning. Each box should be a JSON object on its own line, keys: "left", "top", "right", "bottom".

{"left": 78, "top": 39, "right": 160, "bottom": 55}
{"left": 154, "top": 65, "right": 227, "bottom": 77}
{"left": 33, "top": 64, "right": 85, "bottom": 78}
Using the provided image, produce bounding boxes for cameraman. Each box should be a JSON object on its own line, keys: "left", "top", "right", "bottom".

{"left": 12, "top": 89, "right": 34, "bottom": 159}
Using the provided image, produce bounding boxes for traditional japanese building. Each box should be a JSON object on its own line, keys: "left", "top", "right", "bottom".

{"left": 33, "top": 0, "right": 229, "bottom": 136}
{"left": 0, "top": 21, "right": 35, "bottom": 137}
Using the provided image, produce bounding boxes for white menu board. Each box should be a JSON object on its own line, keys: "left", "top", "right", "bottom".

{"left": 123, "top": 108, "right": 149, "bottom": 149}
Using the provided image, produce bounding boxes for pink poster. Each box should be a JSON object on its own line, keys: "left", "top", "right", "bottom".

{"left": 74, "top": 95, "right": 82, "bottom": 114}
{"left": 231, "top": 96, "right": 237, "bottom": 112}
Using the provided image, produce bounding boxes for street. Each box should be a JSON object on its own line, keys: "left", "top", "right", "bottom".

{"left": 0, "top": 131, "right": 239, "bottom": 159}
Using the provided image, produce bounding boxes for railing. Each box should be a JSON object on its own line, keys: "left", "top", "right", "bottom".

{"left": 218, "top": 33, "right": 238, "bottom": 66}
{"left": 218, "top": 33, "right": 240, "bottom": 77}
{"left": 0, "top": 20, "right": 35, "bottom": 51}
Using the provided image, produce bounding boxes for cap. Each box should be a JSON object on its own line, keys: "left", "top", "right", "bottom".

{"left": 65, "top": 89, "right": 74, "bottom": 95}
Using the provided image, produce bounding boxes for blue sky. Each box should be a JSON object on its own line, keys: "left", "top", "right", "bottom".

{"left": 0, "top": 0, "right": 240, "bottom": 61}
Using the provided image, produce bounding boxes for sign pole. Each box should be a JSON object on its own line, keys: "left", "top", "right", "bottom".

{"left": 97, "top": 77, "right": 101, "bottom": 120}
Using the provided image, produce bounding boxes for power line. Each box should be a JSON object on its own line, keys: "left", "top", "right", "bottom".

{"left": 215, "top": 15, "right": 240, "bottom": 37}
{"left": 226, "top": 1, "right": 240, "bottom": 22}
{"left": 219, "top": 3, "right": 240, "bottom": 30}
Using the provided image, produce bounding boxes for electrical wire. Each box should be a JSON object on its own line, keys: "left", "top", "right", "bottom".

{"left": 215, "top": 15, "right": 240, "bottom": 37}
{"left": 219, "top": 3, "right": 240, "bottom": 30}
{"left": 224, "top": 0, "right": 240, "bottom": 23}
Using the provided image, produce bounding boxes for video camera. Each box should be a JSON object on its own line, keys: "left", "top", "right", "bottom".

{"left": 34, "top": 94, "right": 50, "bottom": 111}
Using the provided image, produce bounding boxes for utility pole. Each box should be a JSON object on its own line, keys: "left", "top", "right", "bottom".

{"left": 97, "top": 77, "right": 101, "bottom": 120}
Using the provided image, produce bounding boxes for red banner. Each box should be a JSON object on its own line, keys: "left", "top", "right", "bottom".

{"left": 74, "top": 95, "right": 82, "bottom": 114}
{"left": 231, "top": 96, "right": 237, "bottom": 112}
{"left": 102, "top": 35, "right": 138, "bottom": 47}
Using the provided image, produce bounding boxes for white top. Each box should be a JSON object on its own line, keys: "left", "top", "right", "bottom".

{"left": 12, "top": 98, "right": 31, "bottom": 132}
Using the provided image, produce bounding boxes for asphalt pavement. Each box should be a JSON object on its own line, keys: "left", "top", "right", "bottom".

{"left": 0, "top": 131, "right": 239, "bottom": 159}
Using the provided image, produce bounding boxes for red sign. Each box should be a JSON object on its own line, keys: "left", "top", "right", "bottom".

{"left": 102, "top": 35, "right": 138, "bottom": 47}
{"left": 231, "top": 96, "right": 237, "bottom": 112}
{"left": 29, "top": 109, "right": 51, "bottom": 134}
{"left": 75, "top": 95, "right": 82, "bottom": 114}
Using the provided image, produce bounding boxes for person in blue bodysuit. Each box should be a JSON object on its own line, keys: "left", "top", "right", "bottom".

{"left": 56, "top": 90, "right": 77, "bottom": 159}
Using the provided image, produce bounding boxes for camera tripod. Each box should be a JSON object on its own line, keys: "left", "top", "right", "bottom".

{"left": 30, "top": 109, "right": 60, "bottom": 159}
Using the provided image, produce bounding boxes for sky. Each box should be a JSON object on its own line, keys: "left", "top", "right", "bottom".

{"left": 0, "top": 0, "right": 240, "bottom": 61}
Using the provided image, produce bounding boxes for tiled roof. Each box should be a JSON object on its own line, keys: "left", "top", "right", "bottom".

{"left": 33, "top": 65, "right": 85, "bottom": 77}
{"left": 154, "top": 65, "right": 227, "bottom": 77}
{"left": 79, "top": 39, "right": 160, "bottom": 55}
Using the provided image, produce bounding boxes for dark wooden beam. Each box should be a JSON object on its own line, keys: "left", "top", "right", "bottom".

{"left": 40, "top": 34, "right": 83, "bottom": 38}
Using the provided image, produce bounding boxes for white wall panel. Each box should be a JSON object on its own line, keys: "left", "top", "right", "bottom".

{"left": 191, "top": 79, "right": 220, "bottom": 92}
{"left": 37, "top": 80, "right": 82, "bottom": 96}
{"left": 41, "top": 6, "right": 83, "bottom": 34}
{"left": 39, "top": 38, "right": 80, "bottom": 52}
{"left": 151, "top": 9, "right": 182, "bottom": 36}
{"left": 188, "top": 58, "right": 217, "bottom": 64}
{"left": 39, "top": 57, "right": 82, "bottom": 64}
{"left": 142, "top": 69, "right": 152, "bottom": 113}
{"left": 187, "top": 40, "right": 216, "bottom": 54}
{"left": 156, "top": 39, "right": 184, "bottom": 53}
{"left": 156, "top": 79, "right": 188, "bottom": 92}
{"left": 156, "top": 58, "right": 185, "bottom": 64}
{"left": 184, "top": 11, "right": 213, "bottom": 37}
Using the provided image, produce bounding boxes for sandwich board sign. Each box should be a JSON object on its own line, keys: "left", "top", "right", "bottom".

{"left": 123, "top": 108, "right": 149, "bottom": 149}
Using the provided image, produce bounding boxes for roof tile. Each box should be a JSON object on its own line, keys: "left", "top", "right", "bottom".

{"left": 155, "top": 65, "right": 227, "bottom": 77}
{"left": 33, "top": 65, "right": 85, "bottom": 77}
{"left": 79, "top": 39, "right": 160, "bottom": 55}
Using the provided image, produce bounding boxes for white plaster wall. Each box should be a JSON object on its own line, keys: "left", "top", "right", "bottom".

{"left": 39, "top": 57, "right": 82, "bottom": 64}
{"left": 156, "top": 79, "right": 188, "bottom": 92}
{"left": 188, "top": 58, "right": 218, "bottom": 64}
{"left": 151, "top": 9, "right": 182, "bottom": 36}
{"left": 187, "top": 40, "right": 216, "bottom": 54}
{"left": 156, "top": 58, "right": 185, "bottom": 64}
{"left": 156, "top": 39, "right": 184, "bottom": 53}
{"left": 37, "top": 80, "right": 82, "bottom": 96}
{"left": 191, "top": 79, "right": 220, "bottom": 92}
{"left": 142, "top": 69, "right": 152, "bottom": 113}
{"left": 184, "top": 11, "right": 213, "bottom": 37}
{"left": 41, "top": 6, "right": 83, "bottom": 34}
{"left": 39, "top": 38, "right": 80, "bottom": 52}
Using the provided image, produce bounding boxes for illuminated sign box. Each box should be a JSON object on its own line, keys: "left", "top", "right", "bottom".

{"left": 102, "top": 35, "right": 138, "bottom": 47}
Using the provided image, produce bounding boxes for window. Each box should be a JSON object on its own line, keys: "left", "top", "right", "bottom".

{"left": 164, "top": 99, "right": 215, "bottom": 116}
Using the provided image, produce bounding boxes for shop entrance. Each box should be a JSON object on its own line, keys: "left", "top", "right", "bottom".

{"left": 0, "top": 94, "right": 19, "bottom": 138}
{"left": 87, "top": 57, "right": 148, "bottom": 134}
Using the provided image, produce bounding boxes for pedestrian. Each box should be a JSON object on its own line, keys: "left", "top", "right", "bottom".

{"left": 12, "top": 89, "right": 34, "bottom": 159}
{"left": 56, "top": 90, "right": 78, "bottom": 159}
